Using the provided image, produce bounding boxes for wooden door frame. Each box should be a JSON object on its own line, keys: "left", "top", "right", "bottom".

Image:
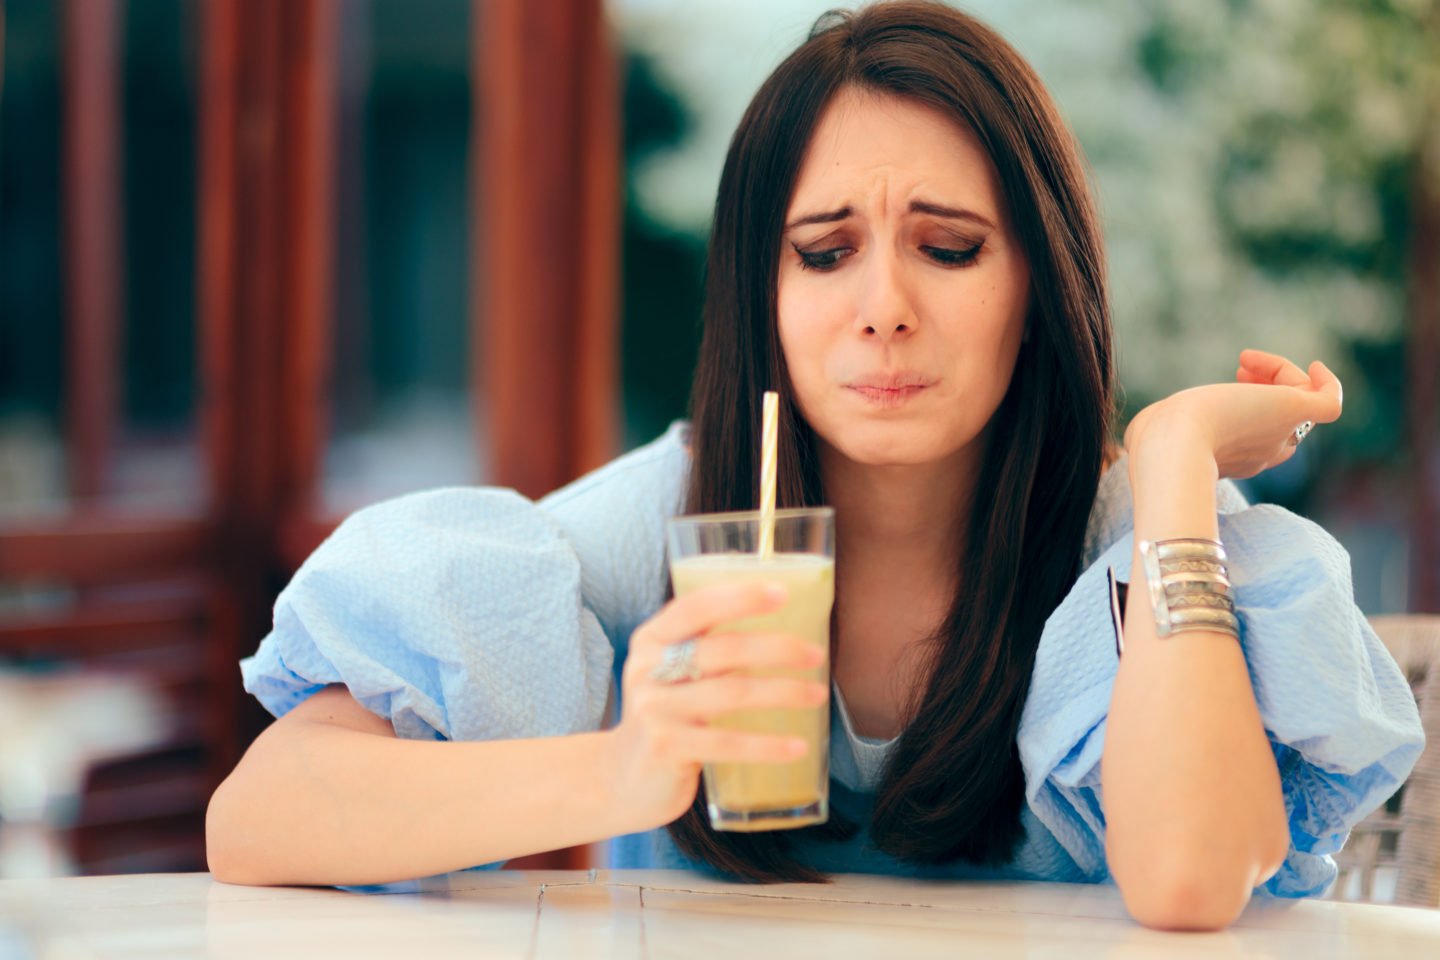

{"left": 0, "top": 0, "right": 619, "bottom": 871}
{"left": 475, "top": 0, "right": 618, "bottom": 500}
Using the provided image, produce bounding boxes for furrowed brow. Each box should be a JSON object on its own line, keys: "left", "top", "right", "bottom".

{"left": 908, "top": 199, "right": 996, "bottom": 229}
{"left": 784, "top": 206, "right": 853, "bottom": 230}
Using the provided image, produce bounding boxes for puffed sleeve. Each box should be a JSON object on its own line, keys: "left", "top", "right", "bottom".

{"left": 1017, "top": 505, "right": 1425, "bottom": 897}
{"left": 239, "top": 487, "right": 615, "bottom": 743}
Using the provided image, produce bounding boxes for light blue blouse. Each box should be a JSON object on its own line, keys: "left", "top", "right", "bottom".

{"left": 240, "top": 421, "right": 1424, "bottom": 897}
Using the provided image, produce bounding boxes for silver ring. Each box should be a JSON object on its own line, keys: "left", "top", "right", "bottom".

{"left": 649, "top": 638, "right": 700, "bottom": 684}
{"left": 1288, "top": 420, "right": 1315, "bottom": 447}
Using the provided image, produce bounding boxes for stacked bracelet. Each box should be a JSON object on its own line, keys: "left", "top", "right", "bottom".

{"left": 1137, "top": 538, "right": 1240, "bottom": 640}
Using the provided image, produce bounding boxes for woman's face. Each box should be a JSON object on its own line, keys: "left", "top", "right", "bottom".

{"left": 777, "top": 87, "right": 1031, "bottom": 468}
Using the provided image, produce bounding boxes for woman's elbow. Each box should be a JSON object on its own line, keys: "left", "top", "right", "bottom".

{"left": 1110, "top": 815, "right": 1288, "bottom": 931}
{"left": 206, "top": 776, "right": 280, "bottom": 886}
{"left": 1118, "top": 862, "right": 1255, "bottom": 931}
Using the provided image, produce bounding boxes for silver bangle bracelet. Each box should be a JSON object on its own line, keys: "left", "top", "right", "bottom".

{"left": 1168, "top": 608, "right": 1241, "bottom": 633}
{"left": 1154, "top": 539, "right": 1230, "bottom": 562}
{"left": 1167, "top": 592, "right": 1234, "bottom": 611}
{"left": 1162, "top": 573, "right": 1231, "bottom": 591}
{"left": 1139, "top": 538, "right": 1240, "bottom": 640}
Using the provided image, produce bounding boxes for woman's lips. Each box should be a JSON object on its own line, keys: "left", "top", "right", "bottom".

{"left": 847, "top": 384, "right": 930, "bottom": 407}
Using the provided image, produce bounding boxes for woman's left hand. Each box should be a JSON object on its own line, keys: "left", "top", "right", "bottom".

{"left": 1124, "top": 349, "right": 1344, "bottom": 481}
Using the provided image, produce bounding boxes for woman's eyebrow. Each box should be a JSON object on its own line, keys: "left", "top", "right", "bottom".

{"left": 784, "top": 201, "right": 996, "bottom": 231}
{"left": 785, "top": 206, "right": 853, "bottom": 230}
{"left": 909, "top": 199, "right": 996, "bottom": 229}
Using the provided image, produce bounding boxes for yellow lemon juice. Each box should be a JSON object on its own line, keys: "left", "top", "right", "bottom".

{"left": 670, "top": 552, "right": 833, "bottom": 830}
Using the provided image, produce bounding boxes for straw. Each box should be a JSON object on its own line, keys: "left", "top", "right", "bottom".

{"left": 758, "top": 390, "right": 779, "bottom": 558}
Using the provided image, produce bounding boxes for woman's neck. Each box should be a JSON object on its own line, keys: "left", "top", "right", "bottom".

{"left": 821, "top": 440, "right": 979, "bottom": 576}
{"left": 819, "top": 438, "right": 982, "bottom": 738}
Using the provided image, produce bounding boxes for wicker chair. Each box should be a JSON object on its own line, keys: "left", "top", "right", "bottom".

{"left": 1330, "top": 615, "right": 1440, "bottom": 907}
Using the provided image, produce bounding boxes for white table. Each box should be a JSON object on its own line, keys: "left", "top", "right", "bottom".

{"left": 1, "top": 869, "right": 1437, "bottom": 958}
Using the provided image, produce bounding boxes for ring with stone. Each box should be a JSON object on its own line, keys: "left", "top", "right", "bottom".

{"left": 1288, "top": 420, "right": 1315, "bottom": 447}
{"left": 649, "top": 637, "right": 701, "bottom": 684}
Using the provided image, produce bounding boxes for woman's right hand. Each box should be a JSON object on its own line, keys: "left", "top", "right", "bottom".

{"left": 606, "top": 581, "right": 828, "bottom": 833}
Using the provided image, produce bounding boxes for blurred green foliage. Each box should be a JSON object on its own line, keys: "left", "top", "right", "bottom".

{"left": 1112, "top": 0, "right": 1438, "bottom": 491}
{"left": 0, "top": 0, "right": 63, "bottom": 427}
{"left": 619, "top": 52, "right": 706, "bottom": 447}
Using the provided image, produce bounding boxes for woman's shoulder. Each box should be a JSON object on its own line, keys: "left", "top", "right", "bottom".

{"left": 239, "top": 425, "right": 694, "bottom": 741}
{"left": 538, "top": 421, "right": 692, "bottom": 637}
{"left": 244, "top": 483, "right": 620, "bottom": 740}
{"left": 270, "top": 418, "right": 690, "bottom": 643}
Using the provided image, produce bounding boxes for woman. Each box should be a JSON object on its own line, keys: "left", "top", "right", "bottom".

{"left": 206, "top": 1, "right": 1424, "bottom": 931}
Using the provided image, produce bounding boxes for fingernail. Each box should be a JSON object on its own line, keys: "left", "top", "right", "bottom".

{"left": 763, "top": 583, "right": 789, "bottom": 603}
{"left": 787, "top": 738, "right": 809, "bottom": 755}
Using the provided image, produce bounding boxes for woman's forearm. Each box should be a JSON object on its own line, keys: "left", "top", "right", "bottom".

{"left": 207, "top": 714, "right": 634, "bottom": 887}
{"left": 1103, "top": 415, "right": 1289, "bottom": 930}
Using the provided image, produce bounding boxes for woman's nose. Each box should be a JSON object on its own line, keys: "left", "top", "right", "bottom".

{"left": 856, "top": 251, "right": 917, "bottom": 341}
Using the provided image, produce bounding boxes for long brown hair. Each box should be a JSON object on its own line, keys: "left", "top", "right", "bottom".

{"left": 672, "top": 0, "right": 1115, "bottom": 882}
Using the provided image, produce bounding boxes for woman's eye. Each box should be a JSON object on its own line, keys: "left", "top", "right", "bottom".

{"left": 795, "top": 246, "right": 850, "bottom": 271}
{"left": 922, "top": 242, "right": 983, "bottom": 267}
{"left": 791, "top": 242, "right": 982, "bottom": 271}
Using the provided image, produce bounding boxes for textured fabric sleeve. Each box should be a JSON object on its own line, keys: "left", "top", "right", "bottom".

{"left": 539, "top": 421, "right": 689, "bottom": 657}
{"left": 1017, "top": 505, "right": 1425, "bottom": 897}
{"left": 239, "top": 487, "right": 615, "bottom": 744}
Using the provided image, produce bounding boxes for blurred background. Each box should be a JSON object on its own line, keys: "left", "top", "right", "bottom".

{"left": 0, "top": 0, "right": 1435, "bottom": 876}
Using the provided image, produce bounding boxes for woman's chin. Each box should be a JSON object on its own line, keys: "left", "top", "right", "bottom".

{"left": 820, "top": 425, "right": 965, "bottom": 468}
